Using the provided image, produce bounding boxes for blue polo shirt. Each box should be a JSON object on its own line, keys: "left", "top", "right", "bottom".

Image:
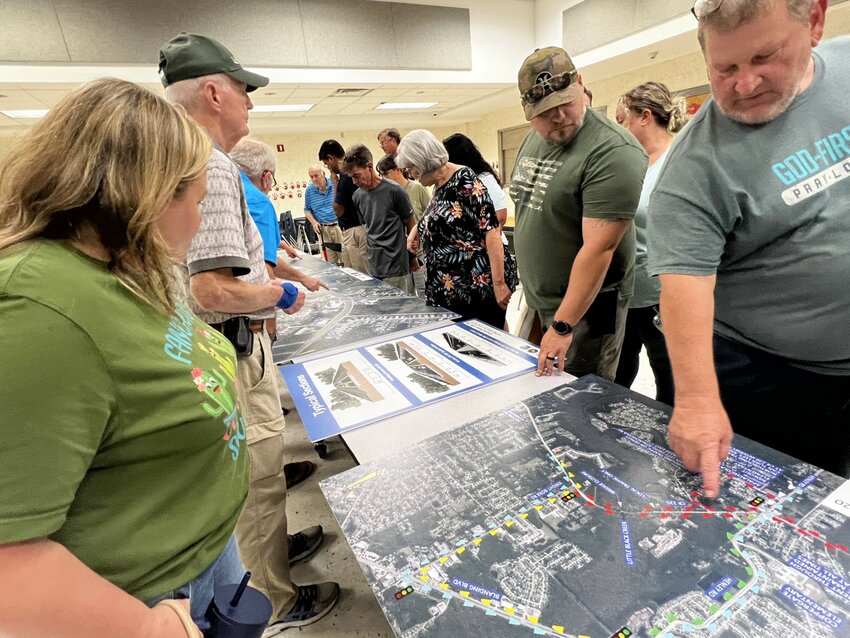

{"left": 240, "top": 172, "right": 280, "bottom": 266}
{"left": 304, "top": 178, "right": 337, "bottom": 224}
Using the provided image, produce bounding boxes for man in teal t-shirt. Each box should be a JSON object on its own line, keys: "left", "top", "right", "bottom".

{"left": 647, "top": 0, "right": 850, "bottom": 494}
{"left": 510, "top": 46, "right": 646, "bottom": 380}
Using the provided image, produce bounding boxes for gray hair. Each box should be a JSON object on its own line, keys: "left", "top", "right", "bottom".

{"left": 396, "top": 129, "right": 448, "bottom": 175}
{"left": 164, "top": 73, "right": 231, "bottom": 112}
{"left": 308, "top": 163, "right": 325, "bottom": 176}
{"left": 229, "top": 139, "right": 276, "bottom": 178}
{"left": 698, "top": 0, "right": 813, "bottom": 46}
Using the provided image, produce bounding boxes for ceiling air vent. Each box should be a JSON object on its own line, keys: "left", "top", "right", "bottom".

{"left": 332, "top": 88, "right": 373, "bottom": 96}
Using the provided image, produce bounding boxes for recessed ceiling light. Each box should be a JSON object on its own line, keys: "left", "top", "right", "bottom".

{"left": 1, "top": 109, "right": 49, "bottom": 119}
{"left": 252, "top": 104, "right": 314, "bottom": 113}
{"left": 375, "top": 102, "right": 437, "bottom": 110}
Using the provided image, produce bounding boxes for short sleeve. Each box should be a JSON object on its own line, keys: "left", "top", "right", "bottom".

{"left": 335, "top": 175, "right": 355, "bottom": 207}
{"left": 479, "top": 173, "right": 507, "bottom": 211}
{"left": 249, "top": 200, "right": 281, "bottom": 266}
{"left": 187, "top": 159, "right": 251, "bottom": 276}
{"left": 0, "top": 297, "right": 113, "bottom": 542}
{"left": 647, "top": 187, "right": 731, "bottom": 277}
{"left": 582, "top": 143, "right": 646, "bottom": 220}
{"left": 463, "top": 171, "right": 498, "bottom": 233}
{"left": 416, "top": 183, "right": 431, "bottom": 213}
{"left": 393, "top": 187, "right": 414, "bottom": 219}
{"left": 303, "top": 186, "right": 315, "bottom": 214}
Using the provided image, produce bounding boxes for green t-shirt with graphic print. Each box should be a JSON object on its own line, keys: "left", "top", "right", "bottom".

{"left": 509, "top": 108, "right": 646, "bottom": 316}
{"left": 0, "top": 240, "right": 248, "bottom": 602}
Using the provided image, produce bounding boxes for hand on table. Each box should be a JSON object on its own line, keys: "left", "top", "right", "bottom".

{"left": 536, "top": 327, "right": 572, "bottom": 376}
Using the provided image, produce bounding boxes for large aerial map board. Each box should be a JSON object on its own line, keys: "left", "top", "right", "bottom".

{"left": 272, "top": 255, "right": 457, "bottom": 364}
{"left": 281, "top": 320, "right": 541, "bottom": 442}
{"left": 321, "top": 376, "right": 850, "bottom": 638}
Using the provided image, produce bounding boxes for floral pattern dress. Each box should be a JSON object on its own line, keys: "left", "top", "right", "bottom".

{"left": 421, "top": 166, "right": 517, "bottom": 312}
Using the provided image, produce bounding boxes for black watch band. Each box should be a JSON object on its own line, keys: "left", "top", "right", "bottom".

{"left": 552, "top": 319, "right": 573, "bottom": 336}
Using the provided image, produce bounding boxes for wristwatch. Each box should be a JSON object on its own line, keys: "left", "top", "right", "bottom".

{"left": 551, "top": 319, "right": 573, "bottom": 336}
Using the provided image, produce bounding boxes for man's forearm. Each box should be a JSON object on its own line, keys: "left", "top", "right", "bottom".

{"left": 658, "top": 274, "right": 720, "bottom": 401}
{"left": 190, "top": 269, "right": 282, "bottom": 315}
{"left": 551, "top": 245, "right": 614, "bottom": 325}
{"left": 272, "top": 260, "right": 309, "bottom": 284}
{"left": 304, "top": 211, "right": 318, "bottom": 228}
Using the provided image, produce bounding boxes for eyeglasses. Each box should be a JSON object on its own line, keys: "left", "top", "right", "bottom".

{"left": 263, "top": 170, "right": 277, "bottom": 188}
{"left": 691, "top": 0, "right": 723, "bottom": 20}
{"left": 521, "top": 69, "right": 577, "bottom": 105}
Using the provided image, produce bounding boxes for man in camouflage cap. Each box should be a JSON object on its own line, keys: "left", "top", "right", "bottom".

{"left": 509, "top": 46, "right": 647, "bottom": 381}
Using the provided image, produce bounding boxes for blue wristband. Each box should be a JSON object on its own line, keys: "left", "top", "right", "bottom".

{"left": 276, "top": 283, "right": 299, "bottom": 310}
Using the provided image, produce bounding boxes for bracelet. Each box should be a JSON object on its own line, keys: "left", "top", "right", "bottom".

{"left": 156, "top": 599, "right": 201, "bottom": 638}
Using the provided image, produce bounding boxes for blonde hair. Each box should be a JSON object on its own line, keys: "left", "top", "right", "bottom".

{"left": 0, "top": 78, "right": 211, "bottom": 314}
{"left": 618, "top": 81, "right": 690, "bottom": 134}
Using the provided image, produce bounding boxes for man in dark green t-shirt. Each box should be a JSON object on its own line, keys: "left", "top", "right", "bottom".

{"left": 509, "top": 46, "right": 646, "bottom": 380}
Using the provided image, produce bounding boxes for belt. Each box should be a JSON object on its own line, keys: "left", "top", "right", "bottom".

{"left": 209, "top": 318, "right": 277, "bottom": 342}
{"left": 319, "top": 222, "right": 338, "bottom": 227}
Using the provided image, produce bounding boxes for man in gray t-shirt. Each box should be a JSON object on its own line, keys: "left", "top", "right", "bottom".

{"left": 647, "top": 0, "right": 850, "bottom": 494}
{"left": 343, "top": 143, "right": 418, "bottom": 293}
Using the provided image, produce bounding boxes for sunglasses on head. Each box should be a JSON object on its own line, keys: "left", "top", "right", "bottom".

{"left": 691, "top": 0, "right": 723, "bottom": 20}
{"left": 521, "top": 69, "right": 578, "bottom": 105}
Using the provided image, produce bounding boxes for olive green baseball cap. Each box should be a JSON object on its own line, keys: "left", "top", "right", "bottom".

{"left": 517, "top": 46, "right": 582, "bottom": 120}
{"left": 158, "top": 33, "right": 269, "bottom": 92}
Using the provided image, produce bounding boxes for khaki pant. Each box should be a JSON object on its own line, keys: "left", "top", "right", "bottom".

{"left": 234, "top": 330, "right": 296, "bottom": 618}
{"left": 342, "top": 225, "right": 369, "bottom": 274}
{"left": 529, "top": 289, "right": 630, "bottom": 381}
{"left": 318, "top": 223, "right": 343, "bottom": 266}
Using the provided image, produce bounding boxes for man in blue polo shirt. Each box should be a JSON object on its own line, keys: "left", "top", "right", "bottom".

{"left": 229, "top": 140, "right": 327, "bottom": 291}
{"left": 304, "top": 165, "right": 343, "bottom": 265}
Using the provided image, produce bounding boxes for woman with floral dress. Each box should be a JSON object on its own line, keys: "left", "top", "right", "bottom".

{"left": 397, "top": 129, "right": 517, "bottom": 328}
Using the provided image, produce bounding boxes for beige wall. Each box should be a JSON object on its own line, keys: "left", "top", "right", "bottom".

{"left": 247, "top": 125, "right": 460, "bottom": 219}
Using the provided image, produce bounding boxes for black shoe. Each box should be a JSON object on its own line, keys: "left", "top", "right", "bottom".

{"left": 288, "top": 525, "right": 324, "bottom": 566}
{"left": 262, "top": 582, "right": 340, "bottom": 634}
{"left": 284, "top": 460, "right": 316, "bottom": 489}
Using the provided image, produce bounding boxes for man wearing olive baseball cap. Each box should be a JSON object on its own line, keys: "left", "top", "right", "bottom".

{"left": 159, "top": 33, "right": 340, "bottom": 633}
{"left": 509, "top": 46, "right": 647, "bottom": 382}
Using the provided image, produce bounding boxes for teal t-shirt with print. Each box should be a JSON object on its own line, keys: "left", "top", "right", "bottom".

{"left": 0, "top": 240, "right": 249, "bottom": 602}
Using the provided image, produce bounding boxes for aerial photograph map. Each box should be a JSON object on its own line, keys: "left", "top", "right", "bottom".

{"left": 272, "top": 255, "right": 457, "bottom": 363}
{"left": 321, "top": 376, "right": 850, "bottom": 638}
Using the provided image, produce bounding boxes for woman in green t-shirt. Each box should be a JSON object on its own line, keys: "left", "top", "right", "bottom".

{"left": 0, "top": 79, "right": 248, "bottom": 637}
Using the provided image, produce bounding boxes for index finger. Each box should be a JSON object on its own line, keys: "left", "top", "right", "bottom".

{"left": 699, "top": 444, "right": 722, "bottom": 499}
{"left": 318, "top": 279, "right": 329, "bottom": 290}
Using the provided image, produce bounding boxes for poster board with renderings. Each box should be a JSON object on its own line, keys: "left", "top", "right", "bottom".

{"left": 280, "top": 320, "right": 541, "bottom": 441}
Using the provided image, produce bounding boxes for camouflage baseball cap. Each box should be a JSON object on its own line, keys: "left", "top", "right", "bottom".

{"left": 158, "top": 33, "right": 269, "bottom": 92}
{"left": 517, "top": 47, "right": 582, "bottom": 120}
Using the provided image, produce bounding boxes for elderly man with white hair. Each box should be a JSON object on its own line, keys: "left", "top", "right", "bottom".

{"left": 159, "top": 32, "right": 339, "bottom": 633}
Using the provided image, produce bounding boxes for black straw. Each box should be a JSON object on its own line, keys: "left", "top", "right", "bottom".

{"left": 229, "top": 571, "right": 252, "bottom": 607}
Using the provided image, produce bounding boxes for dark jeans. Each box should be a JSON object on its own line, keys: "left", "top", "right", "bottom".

{"left": 714, "top": 335, "right": 850, "bottom": 477}
{"left": 448, "top": 295, "right": 507, "bottom": 330}
{"left": 614, "top": 305, "right": 674, "bottom": 405}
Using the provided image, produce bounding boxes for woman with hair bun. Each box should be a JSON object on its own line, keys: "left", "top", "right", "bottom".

{"left": 613, "top": 81, "right": 689, "bottom": 406}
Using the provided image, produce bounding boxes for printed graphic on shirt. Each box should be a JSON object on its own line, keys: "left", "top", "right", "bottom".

{"left": 509, "top": 157, "right": 562, "bottom": 213}
{"left": 772, "top": 124, "right": 850, "bottom": 205}
{"left": 164, "top": 303, "right": 246, "bottom": 461}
